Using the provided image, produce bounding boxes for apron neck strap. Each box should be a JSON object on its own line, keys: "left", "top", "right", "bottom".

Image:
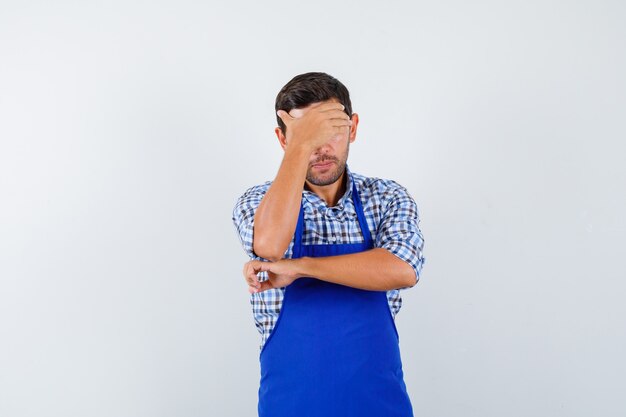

{"left": 351, "top": 180, "right": 373, "bottom": 244}
{"left": 293, "top": 178, "right": 372, "bottom": 258}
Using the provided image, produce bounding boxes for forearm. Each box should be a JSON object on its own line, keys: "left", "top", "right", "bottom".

{"left": 253, "top": 144, "right": 311, "bottom": 261}
{"left": 295, "top": 248, "right": 416, "bottom": 291}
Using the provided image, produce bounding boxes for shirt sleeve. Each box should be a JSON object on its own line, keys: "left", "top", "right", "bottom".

{"left": 232, "top": 185, "right": 267, "bottom": 260}
{"left": 374, "top": 186, "right": 426, "bottom": 289}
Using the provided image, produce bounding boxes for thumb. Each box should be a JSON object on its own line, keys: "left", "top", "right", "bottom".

{"left": 276, "top": 109, "right": 294, "bottom": 123}
{"left": 257, "top": 279, "right": 275, "bottom": 293}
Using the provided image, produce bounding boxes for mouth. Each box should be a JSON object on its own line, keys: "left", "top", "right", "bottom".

{"left": 311, "top": 160, "right": 335, "bottom": 169}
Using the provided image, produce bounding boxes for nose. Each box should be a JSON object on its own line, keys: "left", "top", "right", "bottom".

{"left": 313, "top": 142, "right": 333, "bottom": 156}
{"left": 315, "top": 137, "right": 336, "bottom": 153}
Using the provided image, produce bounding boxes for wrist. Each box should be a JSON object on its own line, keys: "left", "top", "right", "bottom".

{"left": 292, "top": 256, "right": 311, "bottom": 279}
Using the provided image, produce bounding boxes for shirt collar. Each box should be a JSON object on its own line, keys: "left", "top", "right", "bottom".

{"left": 302, "top": 164, "right": 354, "bottom": 210}
{"left": 337, "top": 165, "right": 354, "bottom": 207}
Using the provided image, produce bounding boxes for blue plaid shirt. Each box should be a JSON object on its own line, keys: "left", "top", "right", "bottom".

{"left": 232, "top": 166, "right": 426, "bottom": 350}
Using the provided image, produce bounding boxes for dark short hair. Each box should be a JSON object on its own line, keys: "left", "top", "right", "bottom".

{"left": 275, "top": 72, "right": 352, "bottom": 133}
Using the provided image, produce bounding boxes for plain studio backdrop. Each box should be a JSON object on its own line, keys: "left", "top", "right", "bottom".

{"left": 1, "top": 1, "right": 625, "bottom": 416}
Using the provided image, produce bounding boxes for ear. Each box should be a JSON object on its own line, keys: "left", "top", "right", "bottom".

{"left": 275, "top": 127, "right": 288, "bottom": 150}
{"left": 348, "top": 113, "right": 359, "bottom": 144}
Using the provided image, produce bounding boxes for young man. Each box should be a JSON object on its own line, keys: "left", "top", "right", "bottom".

{"left": 232, "top": 72, "right": 425, "bottom": 417}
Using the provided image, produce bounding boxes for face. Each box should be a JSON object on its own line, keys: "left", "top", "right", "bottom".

{"left": 276, "top": 99, "right": 359, "bottom": 187}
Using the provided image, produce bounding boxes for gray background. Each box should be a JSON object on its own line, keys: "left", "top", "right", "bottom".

{"left": 1, "top": 1, "right": 625, "bottom": 416}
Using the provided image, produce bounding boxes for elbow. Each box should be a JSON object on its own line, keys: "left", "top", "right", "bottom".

{"left": 253, "top": 238, "right": 286, "bottom": 262}
{"left": 396, "top": 264, "right": 418, "bottom": 290}
{"left": 379, "top": 248, "right": 418, "bottom": 290}
{"left": 400, "top": 271, "right": 418, "bottom": 289}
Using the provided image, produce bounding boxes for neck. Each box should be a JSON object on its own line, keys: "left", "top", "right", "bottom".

{"left": 305, "top": 171, "right": 347, "bottom": 207}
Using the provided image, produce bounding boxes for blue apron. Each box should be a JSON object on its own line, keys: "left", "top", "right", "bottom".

{"left": 258, "top": 181, "right": 414, "bottom": 417}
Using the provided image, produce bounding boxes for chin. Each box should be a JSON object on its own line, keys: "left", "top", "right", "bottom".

{"left": 307, "top": 165, "right": 345, "bottom": 187}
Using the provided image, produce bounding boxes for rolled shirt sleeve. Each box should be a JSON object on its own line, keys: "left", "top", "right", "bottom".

{"left": 374, "top": 186, "right": 426, "bottom": 289}
{"left": 232, "top": 183, "right": 270, "bottom": 260}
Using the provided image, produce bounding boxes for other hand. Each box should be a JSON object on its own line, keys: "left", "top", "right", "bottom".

{"left": 243, "top": 258, "right": 302, "bottom": 294}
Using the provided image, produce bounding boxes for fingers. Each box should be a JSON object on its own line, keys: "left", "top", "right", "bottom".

{"left": 244, "top": 261, "right": 261, "bottom": 291}
{"left": 329, "top": 117, "right": 353, "bottom": 128}
{"left": 248, "top": 279, "right": 274, "bottom": 294}
{"left": 322, "top": 113, "right": 352, "bottom": 132}
{"left": 277, "top": 103, "right": 349, "bottom": 123}
{"left": 276, "top": 109, "right": 294, "bottom": 123}
{"left": 324, "top": 109, "right": 351, "bottom": 121}
{"left": 315, "top": 102, "right": 345, "bottom": 113}
{"left": 257, "top": 280, "right": 274, "bottom": 293}
{"left": 287, "top": 108, "right": 306, "bottom": 119}
{"left": 244, "top": 260, "right": 272, "bottom": 294}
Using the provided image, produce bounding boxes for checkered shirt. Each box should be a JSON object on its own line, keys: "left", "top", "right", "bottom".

{"left": 232, "top": 166, "right": 426, "bottom": 351}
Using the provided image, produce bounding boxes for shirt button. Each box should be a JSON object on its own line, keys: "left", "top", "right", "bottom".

{"left": 329, "top": 236, "right": 337, "bottom": 242}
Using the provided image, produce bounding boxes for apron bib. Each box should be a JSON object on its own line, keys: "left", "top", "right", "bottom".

{"left": 258, "top": 182, "right": 414, "bottom": 417}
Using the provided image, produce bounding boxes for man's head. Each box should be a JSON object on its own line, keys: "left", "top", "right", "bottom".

{"left": 275, "top": 72, "right": 352, "bottom": 133}
{"left": 274, "top": 72, "right": 358, "bottom": 187}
